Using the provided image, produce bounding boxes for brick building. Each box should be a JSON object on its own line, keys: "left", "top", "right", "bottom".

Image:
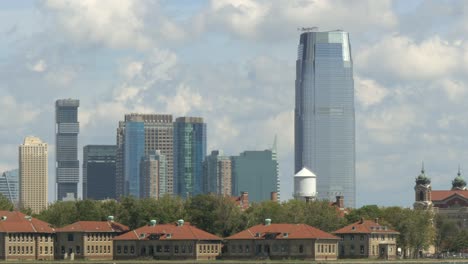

{"left": 333, "top": 218, "right": 399, "bottom": 260}
{"left": 55, "top": 217, "right": 128, "bottom": 260}
{"left": 113, "top": 219, "right": 222, "bottom": 260}
{"left": 224, "top": 219, "right": 340, "bottom": 260}
{"left": 0, "top": 211, "right": 55, "bottom": 260}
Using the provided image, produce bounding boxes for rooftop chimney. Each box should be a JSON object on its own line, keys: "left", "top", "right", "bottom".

{"left": 336, "top": 196, "right": 344, "bottom": 209}
{"left": 240, "top": 191, "right": 249, "bottom": 209}
{"left": 271, "top": 192, "right": 278, "bottom": 202}
{"left": 374, "top": 218, "right": 379, "bottom": 224}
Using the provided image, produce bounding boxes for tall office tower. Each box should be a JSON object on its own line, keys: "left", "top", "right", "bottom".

{"left": 55, "top": 99, "right": 80, "bottom": 201}
{"left": 0, "top": 169, "right": 19, "bottom": 206}
{"left": 294, "top": 29, "right": 355, "bottom": 208}
{"left": 19, "top": 136, "right": 48, "bottom": 214}
{"left": 140, "top": 150, "right": 167, "bottom": 199}
{"left": 116, "top": 114, "right": 173, "bottom": 197}
{"left": 173, "top": 117, "right": 206, "bottom": 198}
{"left": 203, "top": 150, "right": 232, "bottom": 195}
{"left": 231, "top": 150, "right": 279, "bottom": 203}
{"left": 83, "top": 145, "right": 117, "bottom": 200}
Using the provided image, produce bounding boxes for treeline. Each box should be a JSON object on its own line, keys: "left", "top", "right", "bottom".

{"left": 0, "top": 193, "right": 462, "bottom": 258}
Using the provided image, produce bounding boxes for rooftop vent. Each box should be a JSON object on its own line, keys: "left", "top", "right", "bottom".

{"left": 177, "top": 219, "right": 184, "bottom": 226}
{"left": 24, "top": 216, "right": 32, "bottom": 221}
{"left": 149, "top": 219, "right": 157, "bottom": 226}
{"left": 265, "top": 218, "right": 272, "bottom": 226}
{"left": 107, "top": 216, "right": 114, "bottom": 222}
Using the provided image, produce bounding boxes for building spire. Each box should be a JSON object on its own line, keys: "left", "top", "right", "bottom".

{"left": 458, "top": 164, "right": 461, "bottom": 176}
{"left": 421, "top": 161, "right": 425, "bottom": 174}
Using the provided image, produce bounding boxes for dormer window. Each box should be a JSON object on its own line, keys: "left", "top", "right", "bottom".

{"left": 351, "top": 226, "right": 356, "bottom": 230}
{"left": 283, "top": 233, "right": 289, "bottom": 238}
{"left": 255, "top": 232, "right": 261, "bottom": 237}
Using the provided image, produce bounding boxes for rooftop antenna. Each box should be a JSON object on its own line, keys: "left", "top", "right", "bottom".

{"left": 297, "top": 26, "right": 318, "bottom": 32}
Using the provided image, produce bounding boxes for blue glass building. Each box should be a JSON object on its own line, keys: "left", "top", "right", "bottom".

{"left": 83, "top": 145, "right": 117, "bottom": 200}
{"left": 0, "top": 169, "right": 19, "bottom": 206}
{"left": 294, "top": 30, "right": 356, "bottom": 208}
{"left": 173, "top": 117, "right": 206, "bottom": 198}
{"left": 124, "top": 121, "right": 145, "bottom": 197}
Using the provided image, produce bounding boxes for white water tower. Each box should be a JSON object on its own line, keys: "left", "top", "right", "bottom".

{"left": 294, "top": 167, "right": 317, "bottom": 202}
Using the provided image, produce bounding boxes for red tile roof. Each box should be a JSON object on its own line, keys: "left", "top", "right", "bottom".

{"left": 113, "top": 222, "right": 221, "bottom": 241}
{"left": 333, "top": 220, "right": 399, "bottom": 235}
{"left": 57, "top": 221, "right": 129, "bottom": 233}
{"left": 226, "top": 223, "right": 339, "bottom": 240}
{"left": 0, "top": 211, "right": 54, "bottom": 233}
{"left": 431, "top": 190, "right": 468, "bottom": 201}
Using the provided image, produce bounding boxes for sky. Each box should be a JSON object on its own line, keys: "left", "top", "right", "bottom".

{"left": 1, "top": 0, "right": 468, "bottom": 207}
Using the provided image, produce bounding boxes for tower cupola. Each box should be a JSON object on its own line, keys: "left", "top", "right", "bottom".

{"left": 452, "top": 167, "right": 467, "bottom": 190}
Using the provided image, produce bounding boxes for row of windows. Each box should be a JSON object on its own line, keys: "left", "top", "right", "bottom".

{"left": 117, "top": 244, "right": 196, "bottom": 255}
{"left": 342, "top": 234, "right": 395, "bottom": 241}
{"left": 8, "top": 246, "right": 51, "bottom": 255}
{"left": 198, "top": 244, "right": 218, "bottom": 254}
{"left": 317, "top": 244, "right": 335, "bottom": 254}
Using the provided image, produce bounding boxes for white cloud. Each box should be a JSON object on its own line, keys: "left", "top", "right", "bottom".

{"left": 0, "top": 96, "right": 40, "bottom": 130}
{"left": 440, "top": 79, "right": 466, "bottom": 102}
{"left": 356, "top": 35, "right": 460, "bottom": 81}
{"left": 159, "top": 84, "right": 205, "bottom": 116}
{"left": 28, "top": 59, "right": 47, "bottom": 72}
{"left": 355, "top": 77, "right": 389, "bottom": 107}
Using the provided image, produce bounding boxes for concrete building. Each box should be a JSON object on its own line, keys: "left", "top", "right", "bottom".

{"left": 333, "top": 219, "right": 399, "bottom": 260}
{"left": 55, "top": 218, "right": 128, "bottom": 260}
{"left": 83, "top": 145, "right": 117, "bottom": 200}
{"left": 55, "top": 99, "right": 80, "bottom": 201}
{"left": 113, "top": 220, "right": 222, "bottom": 260}
{"left": 231, "top": 150, "right": 279, "bottom": 202}
{"left": 0, "top": 211, "right": 55, "bottom": 261}
{"left": 19, "top": 136, "right": 48, "bottom": 214}
{"left": 173, "top": 117, "right": 206, "bottom": 198}
{"left": 224, "top": 219, "right": 340, "bottom": 260}
{"left": 203, "top": 150, "right": 232, "bottom": 195}
{"left": 294, "top": 167, "right": 317, "bottom": 202}
{"left": 0, "top": 169, "right": 19, "bottom": 206}
{"left": 140, "top": 150, "right": 167, "bottom": 199}
{"left": 116, "top": 114, "right": 173, "bottom": 198}
{"left": 295, "top": 30, "right": 355, "bottom": 207}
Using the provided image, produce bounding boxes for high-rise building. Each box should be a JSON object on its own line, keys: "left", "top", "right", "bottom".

{"left": 116, "top": 114, "right": 173, "bottom": 197}
{"left": 55, "top": 99, "right": 80, "bottom": 201}
{"left": 203, "top": 150, "right": 232, "bottom": 195}
{"left": 140, "top": 150, "right": 167, "bottom": 199}
{"left": 231, "top": 150, "right": 279, "bottom": 203}
{"left": 83, "top": 145, "right": 117, "bottom": 200}
{"left": 174, "top": 117, "right": 206, "bottom": 198}
{"left": 0, "top": 169, "right": 19, "bottom": 206}
{"left": 19, "top": 136, "right": 48, "bottom": 213}
{"left": 294, "top": 29, "right": 355, "bottom": 208}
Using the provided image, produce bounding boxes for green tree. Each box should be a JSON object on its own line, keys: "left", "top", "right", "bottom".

{"left": 345, "top": 205, "right": 382, "bottom": 223}
{"left": 35, "top": 201, "right": 78, "bottom": 227}
{"left": 0, "top": 193, "right": 14, "bottom": 211}
{"left": 75, "top": 199, "right": 103, "bottom": 221}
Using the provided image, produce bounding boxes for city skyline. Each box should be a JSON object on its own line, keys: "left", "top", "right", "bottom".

{"left": 2, "top": 1, "right": 468, "bottom": 206}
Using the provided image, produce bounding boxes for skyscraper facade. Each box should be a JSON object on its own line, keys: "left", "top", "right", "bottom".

{"left": 55, "top": 99, "right": 80, "bottom": 201}
{"left": 140, "top": 150, "right": 167, "bottom": 199}
{"left": 116, "top": 114, "right": 173, "bottom": 197}
{"left": 203, "top": 150, "right": 232, "bottom": 195}
{"left": 19, "top": 136, "right": 48, "bottom": 213}
{"left": 294, "top": 30, "right": 355, "bottom": 207}
{"left": 0, "top": 169, "right": 19, "bottom": 206}
{"left": 83, "top": 145, "right": 117, "bottom": 200}
{"left": 231, "top": 150, "right": 279, "bottom": 202}
{"left": 173, "top": 117, "right": 206, "bottom": 198}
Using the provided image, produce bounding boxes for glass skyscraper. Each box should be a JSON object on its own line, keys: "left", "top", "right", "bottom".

{"left": 55, "top": 99, "right": 80, "bottom": 201}
{"left": 83, "top": 145, "right": 117, "bottom": 200}
{"left": 294, "top": 30, "right": 355, "bottom": 208}
{"left": 0, "top": 169, "right": 19, "bottom": 206}
{"left": 124, "top": 120, "right": 145, "bottom": 197}
{"left": 231, "top": 150, "right": 279, "bottom": 202}
{"left": 173, "top": 117, "right": 206, "bottom": 198}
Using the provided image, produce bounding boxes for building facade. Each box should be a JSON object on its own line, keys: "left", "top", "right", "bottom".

{"left": 224, "top": 220, "right": 339, "bottom": 260}
{"left": 55, "top": 99, "right": 80, "bottom": 201}
{"left": 19, "top": 136, "right": 48, "bottom": 214}
{"left": 0, "top": 211, "right": 55, "bottom": 261}
{"left": 231, "top": 150, "right": 279, "bottom": 202}
{"left": 0, "top": 169, "right": 19, "bottom": 206}
{"left": 333, "top": 219, "right": 399, "bottom": 260}
{"left": 116, "top": 114, "right": 173, "bottom": 198}
{"left": 173, "top": 117, "right": 206, "bottom": 198}
{"left": 83, "top": 145, "right": 117, "bottom": 200}
{"left": 294, "top": 30, "right": 355, "bottom": 208}
{"left": 140, "top": 150, "right": 167, "bottom": 199}
{"left": 203, "top": 150, "right": 232, "bottom": 195}
{"left": 113, "top": 220, "right": 221, "bottom": 260}
{"left": 55, "top": 219, "right": 128, "bottom": 260}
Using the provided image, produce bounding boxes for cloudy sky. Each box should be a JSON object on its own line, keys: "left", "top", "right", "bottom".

{"left": 1, "top": 0, "right": 467, "bottom": 207}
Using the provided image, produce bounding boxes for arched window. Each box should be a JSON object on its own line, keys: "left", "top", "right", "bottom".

{"left": 419, "top": 191, "right": 424, "bottom": 201}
